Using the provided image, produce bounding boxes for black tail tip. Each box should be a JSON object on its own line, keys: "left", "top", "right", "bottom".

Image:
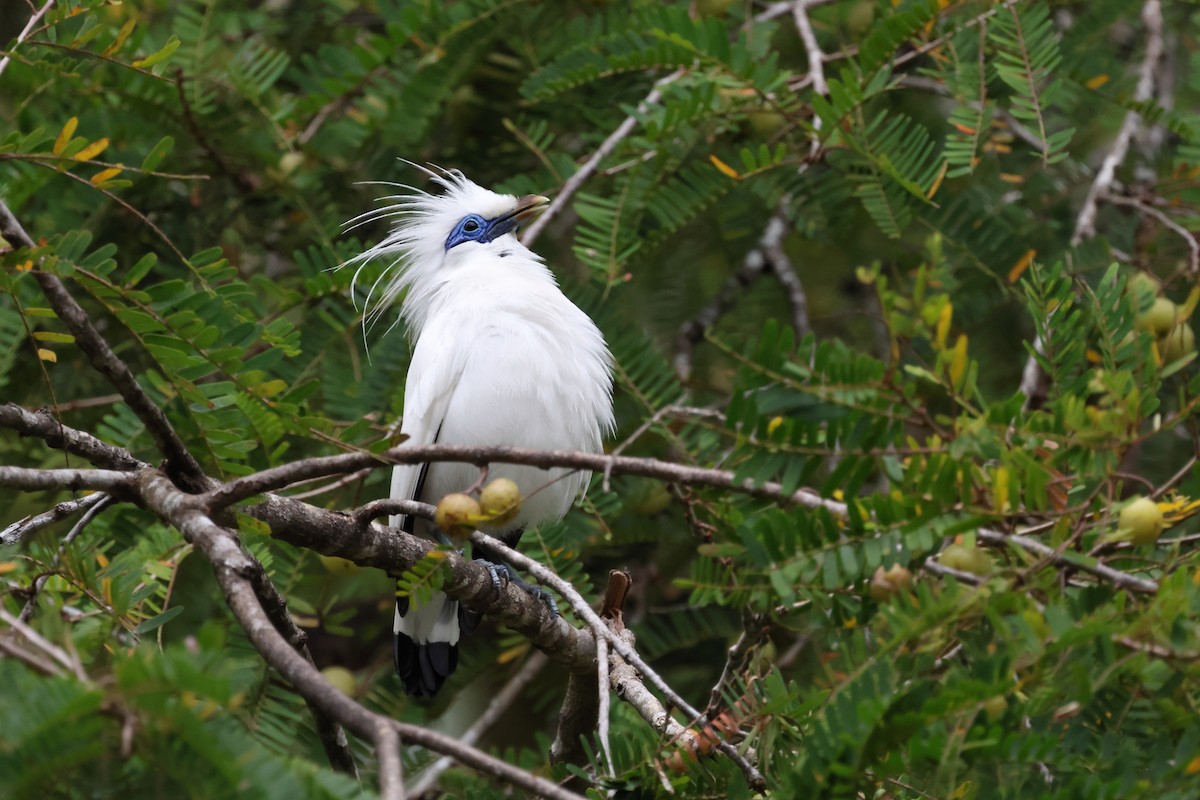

{"left": 394, "top": 634, "right": 458, "bottom": 697}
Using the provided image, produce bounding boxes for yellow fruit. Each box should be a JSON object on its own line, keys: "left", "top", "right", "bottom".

{"left": 868, "top": 564, "right": 914, "bottom": 602}
{"left": 321, "top": 666, "right": 356, "bottom": 696}
{"left": 318, "top": 554, "right": 360, "bottom": 576}
{"left": 939, "top": 543, "right": 993, "bottom": 576}
{"left": 1119, "top": 496, "right": 1164, "bottom": 546}
{"left": 1160, "top": 323, "right": 1196, "bottom": 362}
{"left": 435, "top": 493, "right": 481, "bottom": 541}
{"left": 479, "top": 478, "right": 521, "bottom": 527}
{"left": 1136, "top": 297, "right": 1178, "bottom": 335}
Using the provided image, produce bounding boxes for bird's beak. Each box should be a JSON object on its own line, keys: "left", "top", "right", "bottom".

{"left": 507, "top": 194, "right": 551, "bottom": 224}
{"left": 487, "top": 195, "right": 550, "bottom": 240}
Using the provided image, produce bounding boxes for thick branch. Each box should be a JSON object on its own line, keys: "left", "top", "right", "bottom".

{"left": 135, "top": 475, "right": 583, "bottom": 800}
{"left": 0, "top": 403, "right": 144, "bottom": 471}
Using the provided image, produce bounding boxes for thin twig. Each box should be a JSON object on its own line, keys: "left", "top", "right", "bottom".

{"left": 792, "top": 0, "right": 828, "bottom": 157}
{"left": 520, "top": 69, "right": 685, "bottom": 248}
{"left": 0, "top": 491, "right": 108, "bottom": 547}
{"left": 760, "top": 202, "right": 812, "bottom": 339}
{"left": 471, "top": 532, "right": 766, "bottom": 790}
{"left": 19, "top": 493, "right": 114, "bottom": 622}
{"left": 674, "top": 206, "right": 801, "bottom": 381}
{"left": 976, "top": 527, "right": 1158, "bottom": 594}
{"left": 595, "top": 633, "right": 614, "bottom": 777}
{"left": 0, "top": 607, "right": 86, "bottom": 680}
{"left": 0, "top": 0, "right": 55, "bottom": 80}
{"left": 409, "top": 652, "right": 549, "bottom": 795}
{"left": 1072, "top": 0, "right": 1164, "bottom": 244}
{"left": 1104, "top": 193, "right": 1200, "bottom": 276}
{"left": 0, "top": 635, "right": 64, "bottom": 677}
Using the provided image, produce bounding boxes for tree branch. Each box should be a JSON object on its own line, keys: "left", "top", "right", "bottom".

{"left": 0, "top": 199, "right": 207, "bottom": 490}
{"left": 410, "top": 651, "right": 549, "bottom": 795}
{"left": 0, "top": 0, "right": 55, "bottom": 81}
{"left": 204, "top": 441, "right": 846, "bottom": 516}
{"left": 1072, "top": 0, "right": 1164, "bottom": 244}
{"left": 134, "top": 473, "right": 584, "bottom": 800}
{"left": 1, "top": 490, "right": 109, "bottom": 547}
{"left": 520, "top": 69, "right": 685, "bottom": 248}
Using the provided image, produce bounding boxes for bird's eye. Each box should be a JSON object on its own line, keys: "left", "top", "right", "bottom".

{"left": 463, "top": 219, "right": 480, "bottom": 232}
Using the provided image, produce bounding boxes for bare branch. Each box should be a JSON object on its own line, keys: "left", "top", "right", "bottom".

{"left": 376, "top": 722, "right": 405, "bottom": 800}
{"left": 674, "top": 204, "right": 812, "bottom": 381}
{"left": 19, "top": 492, "right": 114, "bottom": 622}
{"left": 1104, "top": 192, "right": 1200, "bottom": 276}
{"left": 0, "top": 607, "right": 86, "bottom": 680}
{"left": 203, "top": 441, "right": 847, "bottom": 517}
{"left": 0, "top": 635, "right": 64, "bottom": 678}
{"left": 0, "top": 0, "right": 55, "bottom": 80}
{"left": 761, "top": 204, "right": 813, "bottom": 340}
{"left": 1, "top": 491, "right": 109, "bottom": 547}
{"left": 1072, "top": 0, "right": 1164, "bottom": 244}
{"left": 135, "top": 473, "right": 585, "bottom": 800}
{"left": 0, "top": 465, "right": 135, "bottom": 493}
{"left": 520, "top": 69, "right": 685, "bottom": 248}
{"left": 976, "top": 527, "right": 1158, "bottom": 594}
{"left": 472, "top": 532, "right": 766, "bottom": 789}
{"left": 792, "top": 0, "right": 828, "bottom": 157}
{"left": 0, "top": 200, "right": 206, "bottom": 489}
{"left": 0, "top": 403, "right": 145, "bottom": 472}
{"left": 411, "top": 652, "right": 549, "bottom": 795}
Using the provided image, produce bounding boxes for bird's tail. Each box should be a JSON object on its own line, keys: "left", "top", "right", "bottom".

{"left": 393, "top": 584, "right": 460, "bottom": 697}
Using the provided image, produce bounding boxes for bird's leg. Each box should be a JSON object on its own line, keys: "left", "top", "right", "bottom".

{"left": 470, "top": 528, "right": 558, "bottom": 616}
{"left": 480, "top": 560, "right": 559, "bottom": 617}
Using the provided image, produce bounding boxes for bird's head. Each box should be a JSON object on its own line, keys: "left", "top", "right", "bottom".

{"left": 342, "top": 164, "right": 549, "bottom": 336}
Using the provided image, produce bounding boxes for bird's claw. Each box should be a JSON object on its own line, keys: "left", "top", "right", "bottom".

{"left": 479, "top": 560, "right": 558, "bottom": 618}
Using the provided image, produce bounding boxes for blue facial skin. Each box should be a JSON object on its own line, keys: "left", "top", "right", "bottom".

{"left": 445, "top": 213, "right": 521, "bottom": 251}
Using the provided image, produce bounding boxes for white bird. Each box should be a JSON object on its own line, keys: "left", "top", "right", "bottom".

{"left": 345, "top": 165, "right": 614, "bottom": 696}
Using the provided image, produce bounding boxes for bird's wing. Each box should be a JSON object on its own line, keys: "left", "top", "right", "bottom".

{"left": 389, "top": 325, "right": 469, "bottom": 528}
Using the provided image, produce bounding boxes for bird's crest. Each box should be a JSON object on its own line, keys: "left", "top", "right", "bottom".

{"left": 339, "top": 161, "right": 521, "bottom": 342}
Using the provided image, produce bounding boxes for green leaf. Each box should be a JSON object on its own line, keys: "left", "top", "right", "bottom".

{"left": 133, "top": 606, "right": 184, "bottom": 635}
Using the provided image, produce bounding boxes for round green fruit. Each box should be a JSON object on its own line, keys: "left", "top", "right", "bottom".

{"left": 845, "top": 0, "right": 875, "bottom": 34}
{"left": 1136, "top": 297, "right": 1178, "bottom": 336}
{"left": 1160, "top": 323, "right": 1196, "bottom": 362}
{"left": 1119, "top": 496, "right": 1164, "bottom": 546}
{"left": 939, "top": 543, "right": 993, "bottom": 576}
{"left": 321, "top": 666, "right": 356, "bottom": 696}
{"left": 479, "top": 478, "right": 521, "bottom": 527}
{"left": 746, "top": 110, "right": 787, "bottom": 138}
{"left": 318, "top": 554, "right": 360, "bottom": 576}
{"left": 435, "top": 492, "right": 482, "bottom": 541}
{"left": 1127, "top": 272, "right": 1160, "bottom": 304}
{"left": 982, "top": 695, "right": 1008, "bottom": 721}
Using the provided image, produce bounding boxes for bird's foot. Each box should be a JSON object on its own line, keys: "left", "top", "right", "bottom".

{"left": 480, "top": 560, "right": 558, "bottom": 617}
